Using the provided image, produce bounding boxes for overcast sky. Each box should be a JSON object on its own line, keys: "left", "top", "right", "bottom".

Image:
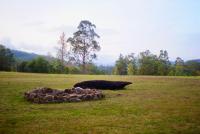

{"left": 0, "top": 0, "right": 200, "bottom": 65}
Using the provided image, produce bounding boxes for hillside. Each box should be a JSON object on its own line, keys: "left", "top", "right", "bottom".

{"left": 188, "top": 59, "right": 200, "bottom": 63}
{"left": 11, "top": 50, "right": 40, "bottom": 61}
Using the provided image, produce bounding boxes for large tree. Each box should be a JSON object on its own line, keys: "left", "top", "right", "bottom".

{"left": 138, "top": 50, "right": 158, "bottom": 75}
{"left": 67, "top": 20, "right": 100, "bottom": 73}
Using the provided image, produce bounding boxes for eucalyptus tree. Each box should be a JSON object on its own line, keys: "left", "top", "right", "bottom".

{"left": 67, "top": 20, "right": 100, "bottom": 73}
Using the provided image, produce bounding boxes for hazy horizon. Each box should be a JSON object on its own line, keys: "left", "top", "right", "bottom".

{"left": 0, "top": 0, "right": 200, "bottom": 65}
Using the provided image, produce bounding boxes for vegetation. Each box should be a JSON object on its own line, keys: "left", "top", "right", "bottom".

{"left": 0, "top": 44, "right": 15, "bottom": 71}
{"left": 16, "top": 57, "right": 106, "bottom": 74}
{"left": 67, "top": 20, "right": 101, "bottom": 73}
{"left": 56, "top": 32, "right": 68, "bottom": 73}
{"left": 1, "top": 44, "right": 200, "bottom": 76}
{"left": 113, "top": 50, "right": 200, "bottom": 76}
{"left": 0, "top": 72, "right": 200, "bottom": 134}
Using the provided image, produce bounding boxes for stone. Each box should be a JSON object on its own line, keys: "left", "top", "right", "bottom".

{"left": 24, "top": 87, "right": 104, "bottom": 103}
{"left": 69, "top": 97, "right": 81, "bottom": 102}
{"left": 73, "top": 80, "right": 132, "bottom": 90}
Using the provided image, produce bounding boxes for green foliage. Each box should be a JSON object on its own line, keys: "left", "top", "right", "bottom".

{"left": 0, "top": 44, "right": 15, "bottom": 71}
{"left": 127, "top": 63, "right": 135, "bottom": 75}
{"left": 1, "top": 42, "right": 200, "bottom": 76}
{"left": 49, "top": 60, "right": 64, "bottom": 74}
{"left": 113, "top": 54, "right": 128, "bottom": 75}
{"left": 168, "top": 65, "right": 176, "bottom": 76}
{"left": 112, "top": 66, "right": 120, "bottom": 75}
{"left": 68, "top": 66, "right": 81, "bottom": 74}
{"left": 184, "top": 61, "right": 200, "bottom": 76}
{"left": 175, "top": 57, "right": 185, "bottom": 76}
{"left": 67, "top": 20, "right": 100, "bottom": 73}
{"left": 17, "top": 61, "right": 29, "bottom": 72}
{"left": 113, "top": 50, "right": 200, "bottom": 76}
{"left": 85, "top": 63, "right": 104, "bottom": 74}
{"left": 17, "top": 57, "right": 52, "bottom": 73}
{"left": 157, "top": 50, "right": 170, "bottom": 75}
{"left": 27, "top": 57, "right": 50, "bottom": 73}
{"left": 16, "top": 57, "right": 107, "bottom": 74}
{"left": 138, "top": 50, "right": 158, "bottom": 75}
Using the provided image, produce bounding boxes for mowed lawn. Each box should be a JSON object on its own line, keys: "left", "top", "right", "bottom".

{"left": 0, "top": 72, "right": 200, "bottom": 134}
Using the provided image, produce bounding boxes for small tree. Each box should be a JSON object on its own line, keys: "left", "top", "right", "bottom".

{"left": 67, "top": 20, "right": 100, "bottom": 73}
{"left": 126, "top": 53, "right": 137, "bottom": 75}
{"left": 157, "top": 50, "right": 170, "bottom": 75}
{"left": 127, "top": 63, "right": 134, "bottom": 75}
{"left": 113, "top": 54, "right": 128, "bottom": 75}
{"left": 57, "top": 32, "right": 68, "bottom": 72}
{"left": 175, "top": 57, "right": 185, "bottom": 76}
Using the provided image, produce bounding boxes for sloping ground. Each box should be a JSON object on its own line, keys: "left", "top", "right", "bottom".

{"left": 0, "top": 72, "right": 200, "bottom": 134}
{"left": 11, "top": 50, "right": 39, "bottom": 61}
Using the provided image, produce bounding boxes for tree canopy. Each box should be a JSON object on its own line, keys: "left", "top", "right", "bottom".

{"left": 67, "top": 20, "right": 100, "bottom": 73}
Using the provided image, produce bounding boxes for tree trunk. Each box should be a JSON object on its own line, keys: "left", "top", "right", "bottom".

{"left": 82, "top": 42, "right": 86, "bottom": 74}
{"left": 82, "top": 51, "right": 86, "bottom": 74}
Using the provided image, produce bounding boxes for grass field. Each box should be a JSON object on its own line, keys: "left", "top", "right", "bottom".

{"left": 0, "top": 72, "right": 200, "bottom": 134}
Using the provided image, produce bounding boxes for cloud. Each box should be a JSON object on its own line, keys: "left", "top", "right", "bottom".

{"left": 0, "top": 37, "right": 16, "bottom": 49}
{"left": 24, "top": 21, "right": 45, "bottom": 27}
{"left": 97, "top": 28, "right": 119, "bottom": 37}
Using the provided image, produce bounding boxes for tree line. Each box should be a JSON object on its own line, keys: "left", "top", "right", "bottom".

{"left": 0, "top": 20, "right": 200, "bottom": 76}
{"left": 1, "top": 44, "right": 200, "bottom": 76}
{"left": 113, "top": 50, "right": 200, "bottom": 76}
{"left": 0, "top": 44, "right": 108, "bottom": 74}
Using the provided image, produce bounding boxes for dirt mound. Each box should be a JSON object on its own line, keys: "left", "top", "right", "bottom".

{"left": 24, "top": 87, "right": 104, "bottom": 103}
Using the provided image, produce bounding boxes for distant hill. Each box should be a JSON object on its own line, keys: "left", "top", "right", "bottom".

{"left": 11, "top": 50, "right": 40, "bottom": 61}
{"left": 171, "top": 59, "right": 200, "bottom": 64}
{"left": 187, "top": 59, "right": 200, "bottom": 63}
{"left": 11, "top": 49, "right": 56, "bottom": 62}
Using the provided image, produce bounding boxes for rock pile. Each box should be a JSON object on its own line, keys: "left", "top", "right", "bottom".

{"left": 24, "top": 87, "right": 104, "bottom": 103}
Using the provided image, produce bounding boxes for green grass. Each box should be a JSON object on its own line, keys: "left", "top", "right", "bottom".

{"left": 0, "top": 72, "right": 200, "bottom": 134}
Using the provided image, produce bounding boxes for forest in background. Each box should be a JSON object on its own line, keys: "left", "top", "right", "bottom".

{"left": 1, "top": 44, "right": 200, "bottom": 76}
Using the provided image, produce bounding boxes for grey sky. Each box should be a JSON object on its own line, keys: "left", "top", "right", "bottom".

{"left": 0, "top": 0, "right": 200, "bottom": 65}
